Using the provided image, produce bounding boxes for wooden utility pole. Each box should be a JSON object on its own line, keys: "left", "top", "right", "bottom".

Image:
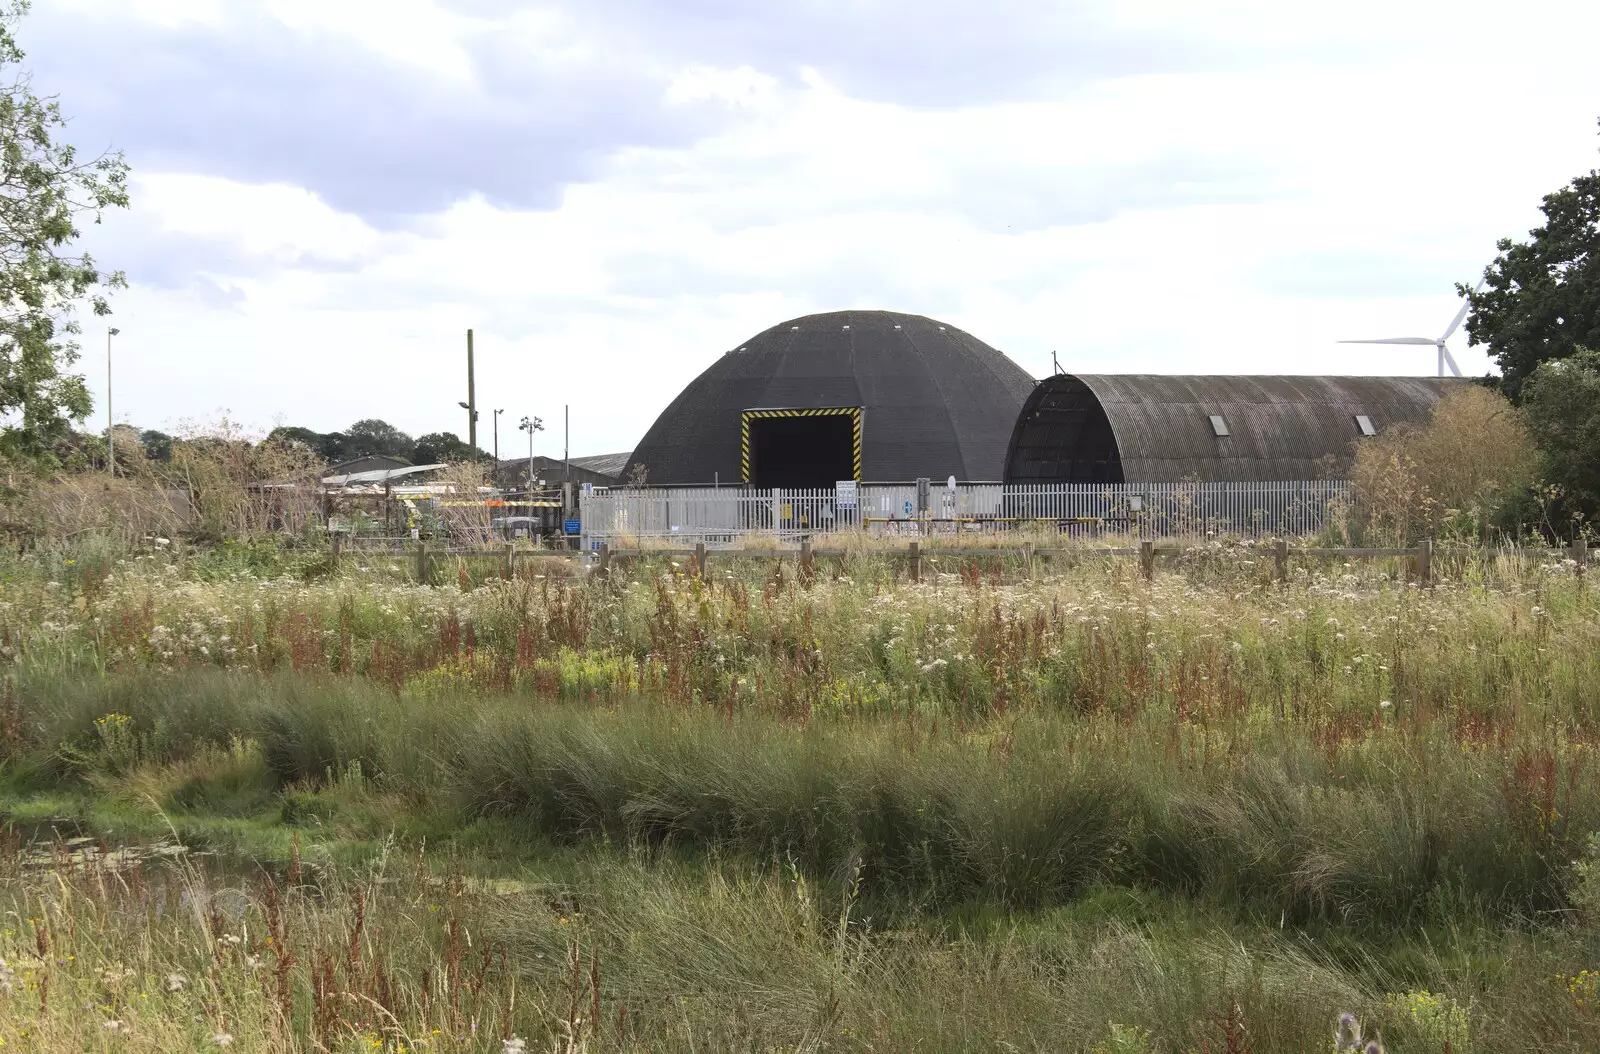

{"left": 466, "top": 329, "right": 477, "bottom": 450}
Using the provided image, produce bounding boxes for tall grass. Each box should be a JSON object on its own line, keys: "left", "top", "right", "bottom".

{"left": 0, "top": 538, "right": 1594, "bottom": 725}
{"left": 6, "top": 670, "right": 1598, "bottom": 930}
{"left": 3, "top": 540, "right": 1599, "bottom": 1049}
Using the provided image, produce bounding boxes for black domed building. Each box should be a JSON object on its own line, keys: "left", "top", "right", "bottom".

{"left": 624, "top": 310, "right": 1036, "bottom": 487}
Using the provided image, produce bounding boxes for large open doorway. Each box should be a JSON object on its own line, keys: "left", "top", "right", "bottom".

{"left": 744, "top": 409, "right": 859, "bottom": 488}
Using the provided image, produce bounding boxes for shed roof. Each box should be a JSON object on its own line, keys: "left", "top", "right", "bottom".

{"left": 321, "top": 463, "right": 447, "bottom": 487}
{"left": 568, "top": 452, "right": 632, "bottom": 478}
{"left": 1006, "top": 374, "right": 1465, "bottom": 484}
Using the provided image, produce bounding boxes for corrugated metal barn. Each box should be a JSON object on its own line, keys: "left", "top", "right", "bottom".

{"left": 624, "top": 310, "right": 1035, "bottom": 486}
{"left": 1005, "top": 374, "right": 1464, "bottom": 484}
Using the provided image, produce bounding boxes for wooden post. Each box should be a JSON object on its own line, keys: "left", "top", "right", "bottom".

{"left": 1573, "top": 536, "right": 1588, "bottom": 578}
{"left": 694, "top": 542, "right": 708, "bottom": 578}
{"left": 909, "top": 541, "right": 921, "bottom": 583}
{"left": 330, "top": 529, "right": 342, "bottom": 569}
{"left": 1022, "top": 542, "right": 1033, "bottom": 580}
{"left": 504, "top": 543, "right": 515, "bottom": 580}
{"left": 1417, "top": 538, "right": 1433, "bottom": 586}
{"left": 1140, "top": 539, "right": 1155, "bottom": 581}
{"left": 599, "top": 542, "right": 611, "bottom": 577}
{"left": 1274, "top": 538, "right": 1289, "bottom": 584}
{"left": 800, "top": 538, "right": 814, "bottom": 577}
{"left": 416, "top": 541, "right": 429, "bottom": 585}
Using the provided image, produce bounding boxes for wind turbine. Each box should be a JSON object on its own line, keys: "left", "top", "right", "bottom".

{"left": 1340, "top": 279, "right": 1484, "bottom": 378}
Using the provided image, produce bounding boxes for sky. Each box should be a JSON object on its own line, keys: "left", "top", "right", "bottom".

{"left": 24, "top": 0, "right": 1600, "bottom": 458}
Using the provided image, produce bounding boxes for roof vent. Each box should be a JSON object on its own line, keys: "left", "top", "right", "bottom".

{"left": 1355, "top": 414, "right": 1377, "bottom": 437}
{"left": 1208, "top": 415, "right": 1230, "bottom": 437}
{"left": 791, "top": 326, "right": 799, "bottom": 331}
{"left": 842, "top": 325, "right": 850, "bottom": 330}
{"left": 894, "top": 324, "right": 902, "bottom": 329}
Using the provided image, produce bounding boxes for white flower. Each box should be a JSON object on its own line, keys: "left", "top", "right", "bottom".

{"left": 214, "top": 1033, "right": 235, "bottom": 1047}
{"left": 104, "top": 1020, "right": 126, "bottom": 1032}
{"left": 167, "top": 971, "right": 189, "bottom": 991}
{"left": 503, "top": 1039, "right": 528, "bottom": 1054}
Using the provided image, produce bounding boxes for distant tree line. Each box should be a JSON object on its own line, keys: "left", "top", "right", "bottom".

{"left": 264, "top": 419, "right": 487, "bottom": 467}
{"left": 35, "top": 418, "right": 488, "bottom": 476}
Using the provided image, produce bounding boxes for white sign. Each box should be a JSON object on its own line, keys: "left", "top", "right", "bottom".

{"left": 947, "top": 475, "right": 957, "bottom": 491}
{"left": 836, "top": 480, "right": 858, "bottom": 509}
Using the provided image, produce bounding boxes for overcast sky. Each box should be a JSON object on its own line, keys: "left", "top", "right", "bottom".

{"left": 26, "top": 0, "right": 1600, "bottom": 457}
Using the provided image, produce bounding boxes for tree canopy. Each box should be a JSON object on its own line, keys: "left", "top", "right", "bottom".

{"left": 1519, "top": 346, "right": 1600, "bottom": 526}
{"left": 412, "top": 431, "right": 482, "bottom": 464}
{"left": 342, "top": 418, "right": 414, "bottom": 461}
{"left": 268, "top": 420, "right": 490, "bottom": 466}
{"left": 0, "top": 0, "right": 129, "bottom": 464}
{"left": 1464, "top": 121, "right": 1600, "bottom": 399}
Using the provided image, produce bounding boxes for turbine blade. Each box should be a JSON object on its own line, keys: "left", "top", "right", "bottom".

{"left": 1338, "top": 337, "right": 1437, "bottom": 345}
{"left": 1442, "top": 346, "right": 1463, "bottom": 377}
{"left": 1440, "top": 300, "right": 1471, "bottom": 342}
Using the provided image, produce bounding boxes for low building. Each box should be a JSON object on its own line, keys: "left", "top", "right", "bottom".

{"left": 491, "top": 453, "right": 630, "bottom": 489}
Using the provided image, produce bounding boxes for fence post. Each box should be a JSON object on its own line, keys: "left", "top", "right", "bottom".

{"left": 330, "top": 529, "right": 342, "bottom": 570}
{"left": 504, "top": 543, "right": 515, "bottom": 580}
{"left": 1022, "top": 542, "right": 1033, "bottom": 580}
{"left": 1140, "top": 539, "right": 1155, "bottom": 581}
{"left": 909, "top": 541, "right": 921, "bottom": 583}
{"left": 800, "top": 538, "right": 814, "bottom": 577}
{"left": 1417, "top": 538, "right": 1433, "bottom": 586}
{"left": 416, "top": 541, "right": 429, "bottom": 585}
{"left": 599, "top": 542, "right": 611, "bottom": 578}
{"left": 1573, "top": 536, "right": 1588, "bottom": 578}
{"left": 694, "top": 541, "right": 707, "bottom": 578}
{"left": 1274, "top": 538, "right": 1289, "bottom": 584}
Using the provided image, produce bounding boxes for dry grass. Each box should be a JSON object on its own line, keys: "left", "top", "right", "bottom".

{"left": 1352, "top": 385, "right": 1539, "bottom": 541}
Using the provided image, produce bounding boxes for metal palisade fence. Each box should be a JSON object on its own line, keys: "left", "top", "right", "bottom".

{"left": 579, "top": 481, "right": 1351, "bottom": 548}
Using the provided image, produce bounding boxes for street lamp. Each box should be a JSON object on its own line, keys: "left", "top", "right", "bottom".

{"left": 518, "top": 415, "right": 543, "bottom": 487}
{"left": 106, "top": 327, "right": 120, "bottom": 475}
{"left": 493, "top": 408, "right": 504, "bottom": 470}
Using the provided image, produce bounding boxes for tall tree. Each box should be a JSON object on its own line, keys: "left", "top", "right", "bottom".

{"left": 341, "top": 419, "right": 413, "bottom": 461}
{"left": 0, "top": 1, "right": 129, "bottom": 463}
{"left": 412, "top": 431, "right": 481, "bottom": 464}
{"left": 1464, "top": 121, "right": 1600, "bottom": 399}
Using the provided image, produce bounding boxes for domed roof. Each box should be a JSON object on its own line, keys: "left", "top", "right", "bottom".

{"left": 625, "top": 310, "right": 1036, "bottom": 486}
{"left": 1005, "top": 373, "right": 1464, "bottom": 483}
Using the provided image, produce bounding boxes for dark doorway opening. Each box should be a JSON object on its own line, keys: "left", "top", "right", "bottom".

{"left": 749, "top": 414, "right": 855, "bottom": 488}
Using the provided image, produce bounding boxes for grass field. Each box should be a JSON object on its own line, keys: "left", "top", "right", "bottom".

{"left": 1, "top": 539, "right": 1598, "bottom": 1051}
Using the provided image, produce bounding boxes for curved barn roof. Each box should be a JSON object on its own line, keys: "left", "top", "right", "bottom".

{"left": 625, "top": 310, "right": 1036, "bottom": 485}
{"left": 1005, "top": 374, "right": 1465, "bottom": 484}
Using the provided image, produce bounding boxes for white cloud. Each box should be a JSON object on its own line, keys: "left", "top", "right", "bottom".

{"left": 60, "top": 0, "right": 1600, "bottom": 460}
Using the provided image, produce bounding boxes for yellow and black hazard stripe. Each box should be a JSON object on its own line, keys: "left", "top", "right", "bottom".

{"left": 740, "top": 406, "right": 863, "bottom": 484}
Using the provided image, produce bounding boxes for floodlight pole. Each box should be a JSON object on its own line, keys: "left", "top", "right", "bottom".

{"left": 465, "top": 329, "right": 477, "bottom": 450}
{"left": 106, "top": 327, "right": 120, "bottom": 475}
{"left": 493, "top": 408, "right": 503, "bottom": 468}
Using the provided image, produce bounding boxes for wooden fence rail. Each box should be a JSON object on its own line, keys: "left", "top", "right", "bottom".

{"left": 367, "top": 537, "right": 1591, "bottom": 588}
